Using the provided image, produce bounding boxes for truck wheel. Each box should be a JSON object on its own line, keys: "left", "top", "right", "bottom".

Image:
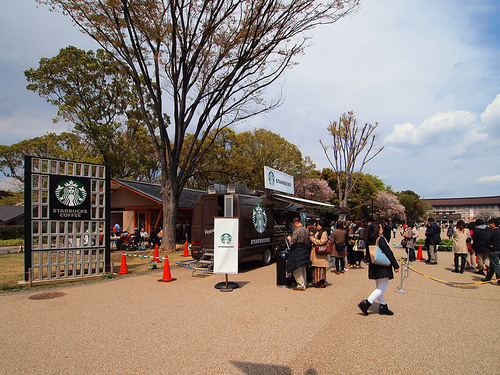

{"left": 261, "top": 248, "right": 273, "bottom": 266}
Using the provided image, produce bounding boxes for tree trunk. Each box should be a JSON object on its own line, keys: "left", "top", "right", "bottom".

{"left": 160, "top": 177, "right": 179, "bottom": 251}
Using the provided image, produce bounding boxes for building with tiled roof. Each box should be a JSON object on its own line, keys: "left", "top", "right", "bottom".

{"left": 110, "top": 179, "right": 206, "bottom": 242}
{"left": 424, "top": 195, "right": 500, "bottom": 224}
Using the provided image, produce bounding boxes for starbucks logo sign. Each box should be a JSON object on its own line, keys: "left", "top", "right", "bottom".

{"left": 220, "top": 233, "right": 232, "bottom": 245}
{"left": 268, "top": 171, "right": 275, "bottom": 186}
{"left": 252, "top": 203, "right": 267, "bottom": 233}
{"left": 55, "top": 179, "right": 87, "bottom": 207}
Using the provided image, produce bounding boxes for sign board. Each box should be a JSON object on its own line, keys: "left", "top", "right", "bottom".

{"left": 49, "top": 175, "right": 91, "bottom": 220}
{"left": 213, "top": 217, "right": 239, "bottom": 274}
{"left": 24, "top": 156, "right": 110, "bottom": 283}
{"left": 264, "top": 166, "right": 294, "bottom": 195}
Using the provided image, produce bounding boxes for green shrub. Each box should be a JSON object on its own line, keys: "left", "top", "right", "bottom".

{"left": 0, "top": 225, "right": 24, "bottom": 240}
{"left": 415, "top": 237, "right": 452, "bottom": 250}
{"left": 0, "top": 239, "right": 24, "bottom": 246}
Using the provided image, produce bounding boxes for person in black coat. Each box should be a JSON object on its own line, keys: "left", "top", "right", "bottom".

{"left": 358, "top": 222, "right": 400, "bottom": 316}
{"left": 382, "top": 221, "right": 392, "bottom": 243}
{"left": 482, "top": 218, "right": 500, "bottom": 283}
{"left": 286, "top": 217, "right": 312, "bottom": 291}
{"left": 472, "top": 219, "right": 490, "bottom": 275}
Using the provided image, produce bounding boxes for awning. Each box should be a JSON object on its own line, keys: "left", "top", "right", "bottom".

{"left": 270, "top": 193, "right": 347, "bottom": 213}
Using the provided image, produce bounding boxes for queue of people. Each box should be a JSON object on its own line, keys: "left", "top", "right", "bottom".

{"left": 285, "top": 217, "right": 400, "bottom": 315}
{"left": 285, "top": 215, "right": 500, "bottom": 316}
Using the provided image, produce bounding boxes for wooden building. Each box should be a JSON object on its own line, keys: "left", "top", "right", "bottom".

{"left": 110, "top": 179, "right": 205, "bottom": 241}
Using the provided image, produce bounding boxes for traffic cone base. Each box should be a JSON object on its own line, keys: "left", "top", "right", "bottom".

{"left": 416, "top": 243, "right": 423, "bottom": 261}
{"left": 158, "top": 255, "right": 176, "bottom": 282}
{"left": 182, "top": 240, "right": 190, "bottom": 257}
{"left": 119, "top": 251, "right": 129, "bottom": 274}
{"left": 153, "top": 244, "right": 161, "bottom": 263}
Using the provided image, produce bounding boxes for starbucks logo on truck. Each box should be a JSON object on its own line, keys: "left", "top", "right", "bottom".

{"left": 252, "top": 203, "right": 267, "bottom": 233}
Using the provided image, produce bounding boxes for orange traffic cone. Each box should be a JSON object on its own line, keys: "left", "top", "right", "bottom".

{"left": 153, "top": 244, "right": 161, "bottom": 263}
{"left": 158, "top": 255, "right": 176, "bottom": 283}
{"left": 416, "top": 243, "right": 423, "bottom": 260}
{"left": 182, "top": 240, "right": 190, "bottom": 257}
{"left": 119, "top": 251, "right": 129, "bottom": 274}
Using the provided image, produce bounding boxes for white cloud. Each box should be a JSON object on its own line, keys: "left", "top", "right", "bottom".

{"left": 480, "top": 93, "right": 500, "bottom": 136}
{"left": 478, "top": 175, "right": 500, "bottom": 184}
{"left": 384, "top": 110, "right": 477, "bottom": 146}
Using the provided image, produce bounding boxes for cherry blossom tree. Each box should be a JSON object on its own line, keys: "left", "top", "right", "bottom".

{"left": 374, "top": 191, "right": 406, "bottom": 222}
{"left": 294, "top": 178, "right": 334, "bottom": 204}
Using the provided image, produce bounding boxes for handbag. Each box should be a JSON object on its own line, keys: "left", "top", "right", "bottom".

{"left": 369, "top": 238, "right": 391, "bottom": 266}
{"left": 335, "top": 241, "right": 346, "bottom": 251}
{"left": 401, "top": 238, "right": 407, "bottom": 247}
{"left": 316, "top": 241, "right": 333, "bottom": 255}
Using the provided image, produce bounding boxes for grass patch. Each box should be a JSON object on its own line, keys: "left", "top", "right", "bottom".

{"left": 0, "top": 239, "right": 24, "bottom": 246}
{"left": 0, "top": 244, "right": 188, "bottom": 292}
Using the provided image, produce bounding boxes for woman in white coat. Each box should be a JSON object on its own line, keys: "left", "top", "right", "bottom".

{"left": 452, "top": 220, "right": 471, "bottom": 273}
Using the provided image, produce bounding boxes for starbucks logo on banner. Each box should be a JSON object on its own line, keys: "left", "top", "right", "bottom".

{"left": 268, "top": 171, "right": 275, "bottom": 186}
{"left": 221, "top": 233, "right": 232, "bottom": 245}
{"left": 55, "top": 179, "right": 87, "bottom": 207}
{"left": 252, "top": 203, "right": 267, "bottom": 233}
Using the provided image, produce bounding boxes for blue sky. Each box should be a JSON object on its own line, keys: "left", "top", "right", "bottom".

{"left": 1, "top": 0, "right": 500, "bottom": 199}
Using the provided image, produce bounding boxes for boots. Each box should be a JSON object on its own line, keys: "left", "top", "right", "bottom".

{"left": 379, "top": 304, "right": 394, "bottom": 315}
{"left": 358, "top": 299, "right": 372, "bottom": 316}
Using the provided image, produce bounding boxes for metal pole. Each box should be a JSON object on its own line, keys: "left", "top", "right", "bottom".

{"left": 395, "top": 260, "right": 408, "bottom": 294}
{"left": 405, "top": 250, "right": 412, "bottom": 281}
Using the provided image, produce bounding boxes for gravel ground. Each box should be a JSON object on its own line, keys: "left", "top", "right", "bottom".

{"left": 1, "top": 233, "right": 499, "bottom": 375}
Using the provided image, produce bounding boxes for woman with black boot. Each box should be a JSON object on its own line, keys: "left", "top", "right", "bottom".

{"left": 358, "top": 222, "right": 399, "bottom": 316}
{"left": 452, "top": 220, "right": 470, "bottom": 273}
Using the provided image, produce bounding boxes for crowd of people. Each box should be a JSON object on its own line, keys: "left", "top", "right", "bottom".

{"left": 285, "top": 216, "right": 400, "bottom": 315}
{"left": 112, "top": 223, "right": 163, "bottom": 251}
{"left": 285, "top": 215, "right": 500, "bottom": 315}
{"left": 399, "top": 217, "right": 500, "bottom": 283}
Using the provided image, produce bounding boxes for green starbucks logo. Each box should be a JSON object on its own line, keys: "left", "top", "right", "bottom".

{"left": 55, "top": 179, "right": 87, "bottom": 207}
{"left": 268, "top": 171, "right": 275, "bottom": 186}
{"left": 252, "top": 203, "right": 267, "bottom": 233}
{"left": 221, "top": 233, "right": 232, "bottom": 245}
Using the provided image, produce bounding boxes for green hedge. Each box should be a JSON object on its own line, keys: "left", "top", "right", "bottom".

{"left": 0, "top": 225, "right": 24, "bottom": 240}
{"left": 416, "top": 238, "right": 452, "bottom": 250}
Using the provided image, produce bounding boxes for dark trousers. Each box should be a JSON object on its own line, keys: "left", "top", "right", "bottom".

{"left": 454, "top": 253, "right": 467, "bottom": 272}
{"left": 406, "top": 247, "right": 416, "bottom": 261}
{"left": 354, "top": 250, "right": 364, "bottom": 265}
{"left": 347, "top": 245, "right": 355, "bottom": 265}
{"left": 485, "top": 252, "right": 500, "bottom": 280}
{"left": 335, "top": 257, "right": 345, "bottom": 272}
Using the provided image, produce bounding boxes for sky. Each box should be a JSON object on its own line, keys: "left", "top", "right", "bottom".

{"left": 1, "top": 0, "right": 500, "bottom": 199}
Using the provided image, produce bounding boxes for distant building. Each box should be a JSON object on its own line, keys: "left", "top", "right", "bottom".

{"left": 0, "top": 205, "right": 24, "bottom": 226}
{"left": 424, "top": 195, "right": 500, "bottom": 225}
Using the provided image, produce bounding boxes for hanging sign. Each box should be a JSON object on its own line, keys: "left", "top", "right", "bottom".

{"left": 264, "top": 166, "right": 294, "bottom": 195}
{"left": 213, "top": 217, "right": 239, "bottom": 274}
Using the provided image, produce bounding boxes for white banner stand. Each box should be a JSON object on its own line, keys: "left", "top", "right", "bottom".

{"left": 213, "top": 217, "right": 239, "bottom": 292}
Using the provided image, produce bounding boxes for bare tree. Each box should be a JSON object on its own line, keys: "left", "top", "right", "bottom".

{"left": 39, "top": 0, "right": 360, "bottom": 249}
{"left": 320, "top": 111, "right": 383, "bottom": 220}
